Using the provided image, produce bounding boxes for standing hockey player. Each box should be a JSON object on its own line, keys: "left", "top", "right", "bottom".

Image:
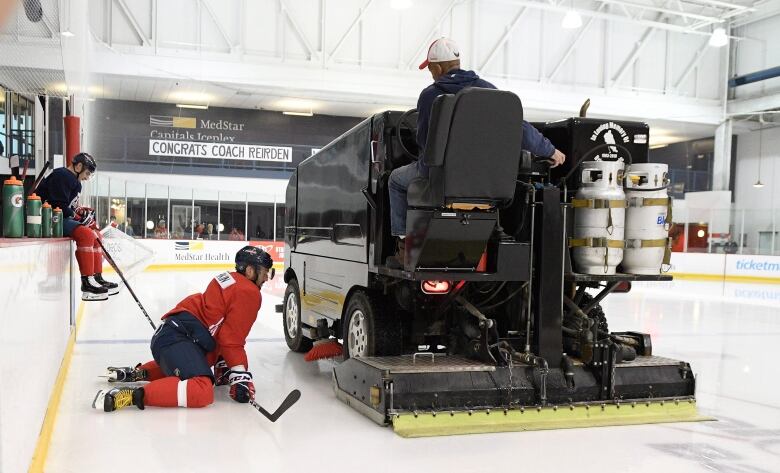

{"left": 92, "top": 246, "right": 274, "bottom": 412}
{"left": 36, "top": 152, "right": 119, "bottom": 301}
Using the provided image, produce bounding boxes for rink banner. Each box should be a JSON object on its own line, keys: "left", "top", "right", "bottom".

{"left": 133, "top": 239, "right": 285, "bottom": 269}
{"left": 118, "top": 239, "right": 287, "bottom": 294}
{"left": 725, "top": 255, "right": 780, "bottom": 282}
{"left": 90, "top": 99, "right": 362, "bottom": 174}
{"left": 149, "top": 139, "right": 292, "bottom": 162}
{"left": 667, "top": 252, "right": 780, "bottom": 283}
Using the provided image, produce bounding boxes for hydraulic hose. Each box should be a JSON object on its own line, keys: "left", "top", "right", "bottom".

{"left": 561, "top": 143, "right": 634, "bottom": 186}
{"left": 513, "top": 352, "right": 549, "bottom": 404}
{"left": 561, "top": 354, "right": 575, "bottom": 389}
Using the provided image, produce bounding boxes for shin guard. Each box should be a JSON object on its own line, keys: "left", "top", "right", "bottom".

{"left": 142, "top": 375, "right": 214, "bottom": 408}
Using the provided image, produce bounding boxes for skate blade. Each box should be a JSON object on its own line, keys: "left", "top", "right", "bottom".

{"left": 106, "top": 287, "right": 120, "bottom": 296}
{"left": 103, "top": 370, "right": 122, "bottom": 382}
{"left": 82, "top": 292, "right": 109, "bottom": 301}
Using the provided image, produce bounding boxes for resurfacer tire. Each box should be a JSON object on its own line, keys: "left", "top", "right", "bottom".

{"left": 343, "top": 290, "right": 401, "bottom": 360}
{"left": 283, "top": 280, "right": 313, "bottom": 353}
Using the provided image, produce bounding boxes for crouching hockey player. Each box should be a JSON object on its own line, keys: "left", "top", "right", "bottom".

{"left": 35, "top": 152, "right": 119, "bottom": 301}
{"left": 92, "top": 246, "right": 274, "bottom": 412}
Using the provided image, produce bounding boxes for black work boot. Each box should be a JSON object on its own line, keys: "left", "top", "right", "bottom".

{"left": 385, "top": 237, "right": 406, "bottom": 270}
{"left": 94, "top": 273, "right": 120, "bottom": 296}
{"left": 81, "top": 276, "right": 109, "bottom": 301}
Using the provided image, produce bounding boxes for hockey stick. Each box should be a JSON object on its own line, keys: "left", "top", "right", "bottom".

{"left": 96, "top": 238, "right": 157, "bottom": 330}
{"left": 215, "top": 369, "right": 301, "bottom": 422}
{"left": 249, "top": 389, "right": 301, "bottom": 422}
{"left": 29, "top": 160, "right": 51, "bottom": 196}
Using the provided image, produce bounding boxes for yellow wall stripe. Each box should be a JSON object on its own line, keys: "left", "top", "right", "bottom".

{"left": 103, "top": 263, "right": 284, "bottom": 273}
{"left": 141, "top": 262, "right": 284, "bottom": 272}
{"left": 670, "top": 272, "right": 780, "bottom": 284}
{"left": 28, "top": 302, "right": 85, "bottom": 473}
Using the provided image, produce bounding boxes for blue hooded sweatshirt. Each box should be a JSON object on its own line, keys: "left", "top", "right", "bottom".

{"left": 415, "top": 69, "right": 555, "bottom": 175}
{"left": 36, "top": 167, "right": 82, "bottom": 218}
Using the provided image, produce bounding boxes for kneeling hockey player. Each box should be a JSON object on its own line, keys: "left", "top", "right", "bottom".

{"left": 92, "top": 246, "right": 274, "bottom": 412}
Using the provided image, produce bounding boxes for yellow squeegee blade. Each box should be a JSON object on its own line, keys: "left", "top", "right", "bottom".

{"left": 392, "top": 399, "right": 713, "bottom": 438}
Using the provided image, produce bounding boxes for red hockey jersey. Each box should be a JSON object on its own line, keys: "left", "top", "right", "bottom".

{"left": 163, "top": 271, "right": 261, "bottom": 369}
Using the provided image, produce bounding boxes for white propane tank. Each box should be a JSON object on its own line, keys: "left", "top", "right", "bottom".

{"left": 622, "top": 163, "right": 671, "bottom": 274}
{"left": 571, "top": 160, "right": 627, "bottom": 275}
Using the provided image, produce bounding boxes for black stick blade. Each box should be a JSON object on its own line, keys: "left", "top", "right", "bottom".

{"left": 250, "top": 389, "right": 301, "bottom": 422}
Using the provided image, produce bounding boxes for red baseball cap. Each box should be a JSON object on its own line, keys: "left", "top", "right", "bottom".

{"left": 419, "top": 37, "right": 461, "bottom": 70}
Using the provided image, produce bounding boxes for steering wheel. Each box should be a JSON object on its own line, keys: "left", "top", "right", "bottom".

{"left": 396, "top": 108, "right": 420, "bottom": 161}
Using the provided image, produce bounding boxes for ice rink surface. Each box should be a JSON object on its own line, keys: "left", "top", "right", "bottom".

{"left": 45, "top": 271, "right": 780, "bottom": 473}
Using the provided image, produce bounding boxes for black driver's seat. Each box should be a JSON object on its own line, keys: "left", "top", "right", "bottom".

{"left": 407, "top": 87, "right": 524, "bottom": 209}
{"left": 399, "top": 88, "right": 527, "bottom": 274}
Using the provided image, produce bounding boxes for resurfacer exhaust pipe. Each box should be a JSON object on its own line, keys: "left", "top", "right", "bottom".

{"left": 579, "top": 98, "right": 591, "bottom": 118}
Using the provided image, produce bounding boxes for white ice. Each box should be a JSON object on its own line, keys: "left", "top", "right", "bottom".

{"left": 45, "top": 272, "right": 780, "bottom": 473}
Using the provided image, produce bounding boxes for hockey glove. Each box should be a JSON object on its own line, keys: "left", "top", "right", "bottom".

{"left": 74, "top": 207, "right": 96, "bottom": 228}
{"left": 214, "top": 358, "right": 229, "bottom": 386}
{"left": 228, "top": 368, "right": 255, "bottom": 403}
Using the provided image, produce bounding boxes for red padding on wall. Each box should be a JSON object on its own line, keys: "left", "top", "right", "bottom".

{"left": 64, "top": 115, "right": 80, "bottom": 166}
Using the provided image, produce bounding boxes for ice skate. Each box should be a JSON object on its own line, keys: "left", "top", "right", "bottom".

{"left": 81, "top": 276, "right": 109, "bottom": 301}
{"left": 103, "top": 364, "right": 147, "bottom": 383}
{"left": 92, "top": 387, "right": 145, "bottom": 412}
{"left": 94, "top": 273, "right": 120, "bottom": 295}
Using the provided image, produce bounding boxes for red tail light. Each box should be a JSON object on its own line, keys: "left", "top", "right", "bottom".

{"left": 422, "top": 280, "right": 451, "bottom": 294}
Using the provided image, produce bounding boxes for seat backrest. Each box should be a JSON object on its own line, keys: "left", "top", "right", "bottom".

{"left": 424, "top": 87, "right": 524, "bottom": 205}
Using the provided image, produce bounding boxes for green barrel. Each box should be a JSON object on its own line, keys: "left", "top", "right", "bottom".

{"left": 41, "top": 203, "right": 52, "bottom": 238}
{"left": 52, "top": 207, "right": 63, "bottom": 237}
{"left": 2, "top": 177, "right": 24, "bottom": 238}
{"left": 26, "top": 193, "right": 42, "bottom": 237}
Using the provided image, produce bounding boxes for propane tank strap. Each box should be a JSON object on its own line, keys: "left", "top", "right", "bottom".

{"left": 663, "top": 243, "right": 672, "bottom": 269}
{"left": 571, "top": 198, "right": 627, "bottom": 209}
{"left": 627, "top": 197, "right": 669, "bottom": 207}
{"left": 569, "top": 237, "right": 625, "bottom": 249}
{"left": 625, "top": 238, "right": 669, "bottom": 249}
{"left": 664, "top": 198, "right": 673, "bottom": 230}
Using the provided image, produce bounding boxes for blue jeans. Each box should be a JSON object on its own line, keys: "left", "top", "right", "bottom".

{"left": 389, "top": 162, "right": 425, "bottom": 236}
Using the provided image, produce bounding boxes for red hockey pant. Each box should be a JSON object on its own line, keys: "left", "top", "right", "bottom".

{"left": 138, "top": 360, "right": 214, "bottom": 408}
{"left": 71, "top": 226, "right": 103, "bottom": 277}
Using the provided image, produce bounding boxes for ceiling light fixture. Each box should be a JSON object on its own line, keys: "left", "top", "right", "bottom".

{"left": 60, "top": 31, "right": 74, "bottom": 37}
{"left": 176, "top": 103, "right": 208, "bottom": 110}
{"left": 390, "top": 0, "right": 413, "bottom": 10}
{"left": 283, "top": 111, "right": 314, "bottom": 117}
{"left": 562, "top": 10, "right": 582, "bottom": 29}
{"left": 709, "top": 27, "right": 728, "bottom": 47}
